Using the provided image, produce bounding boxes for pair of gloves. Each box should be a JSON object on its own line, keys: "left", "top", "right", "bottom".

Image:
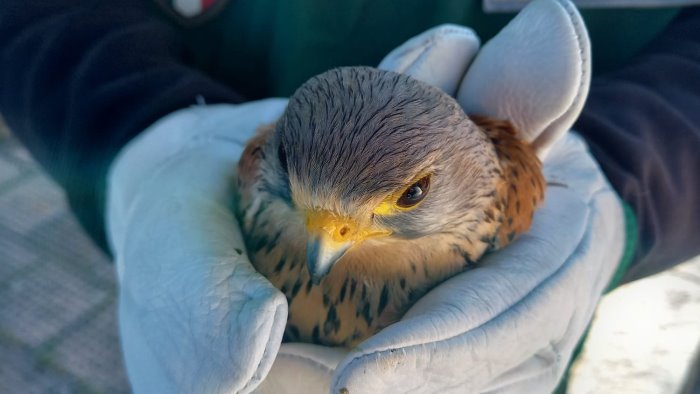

{"left": 106, "top": 0, "right": 627, "bottom": 392}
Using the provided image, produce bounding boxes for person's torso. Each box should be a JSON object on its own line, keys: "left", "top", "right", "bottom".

{"left": 152, "top": 0, "right": 683, "bottom": 98}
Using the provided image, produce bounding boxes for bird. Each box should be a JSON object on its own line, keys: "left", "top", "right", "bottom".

{"left": 235, "top": 66, "right": 545, "bottom": 347}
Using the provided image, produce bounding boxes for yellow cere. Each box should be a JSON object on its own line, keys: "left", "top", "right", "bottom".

{"left": 305, "top": 210, "right": 356, "bottom": 243}
{"left": 306, "top": 210, "right": 391, "bottom": 243}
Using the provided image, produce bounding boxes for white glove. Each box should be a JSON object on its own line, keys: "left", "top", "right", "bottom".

{"left": 107, "top": 100, "right": 290, "bottom": 393}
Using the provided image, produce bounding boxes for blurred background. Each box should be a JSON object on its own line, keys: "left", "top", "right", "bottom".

{"left": 0, "top": 117, "right": 698, "bottom": 393}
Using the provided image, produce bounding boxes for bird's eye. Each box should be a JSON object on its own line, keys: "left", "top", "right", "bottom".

{"left": 397, "top": 175, "right": 430, "bottom": 208}
{"left": 278, "top": 143, "right": 288, "bottom": 173}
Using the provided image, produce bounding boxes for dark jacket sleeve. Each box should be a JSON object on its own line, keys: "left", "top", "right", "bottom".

{"left": 0, "top": 0, "right": 244, "bottom": 251}
{"left": 575, "top": 7, "right": 700, "bottom": 283}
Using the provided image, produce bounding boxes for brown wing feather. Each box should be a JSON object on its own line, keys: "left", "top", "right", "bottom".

{"left": 237, "top": 122, "right": 276, "bottom": 189}
{"left": 470, "top": 115, "right": 546, "bottom": 247}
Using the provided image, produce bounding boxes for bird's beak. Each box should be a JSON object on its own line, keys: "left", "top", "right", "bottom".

{"left": 305, "top": 210, "right": 389, "bottom": 284}
{"left": 306, "top": 234, "right": 351, "bottom": 285}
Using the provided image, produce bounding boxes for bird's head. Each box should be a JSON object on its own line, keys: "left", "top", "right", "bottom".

{"left": 259, "top": 67, "right": 502, "bottom": 283}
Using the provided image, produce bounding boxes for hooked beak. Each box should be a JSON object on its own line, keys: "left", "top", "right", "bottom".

{"left": 306, "top": 235, "right": 351, "bottom": 285}
{"left": 305, "top": 210, "right": 390, "bottom": 284}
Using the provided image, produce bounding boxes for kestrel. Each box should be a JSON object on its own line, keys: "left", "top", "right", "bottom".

{"left": 235, "top": 67, "right": 545, "bottom": 347}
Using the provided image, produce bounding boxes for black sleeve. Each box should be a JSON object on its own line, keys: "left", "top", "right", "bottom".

{"left": 575, "top": 7, "right": 700, "bottom": 283}
{"left": 0, "top": 0, "right": 244, "bottom": 252}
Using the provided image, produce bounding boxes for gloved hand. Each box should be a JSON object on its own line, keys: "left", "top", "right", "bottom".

{"left": 106, "top": 0, "right": 627, "bottom": 393}
{"left": 107, "top": 100, "right": 290, "bottom": 393}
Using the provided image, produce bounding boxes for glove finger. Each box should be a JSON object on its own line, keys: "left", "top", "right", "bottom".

{"left": 378, "top": 24, "right": 480, "bottom": 96}
{"left": 457, "top": 0, "right": 591, "bottom": 160}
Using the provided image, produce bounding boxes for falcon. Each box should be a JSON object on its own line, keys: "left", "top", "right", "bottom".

{"left": 235, "top": 67, "right": 545, "bottom": 347}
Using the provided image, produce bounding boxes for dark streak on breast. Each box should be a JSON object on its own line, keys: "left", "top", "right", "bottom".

{"left": 339, "top": 279, "right": 348, "bottom": 303}
{"left": 361, "top": 303, "right": 373, "bottom": 326}
{"left": 377, "top": 285, "right": 389, "bottom": 316}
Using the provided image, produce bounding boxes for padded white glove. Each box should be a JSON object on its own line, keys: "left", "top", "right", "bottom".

{"left": 107, "top": 0, "right": 626, "bottom": 393}
{"left": 107, "top": 100, "right": 290, "bottom": 393}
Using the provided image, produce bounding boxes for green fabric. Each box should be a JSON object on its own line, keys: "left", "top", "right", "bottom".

{"left": 606, "top": 203, "right": 638, "bottom": 292}
{"left": 553, "top": 202, "right": 638, "bottom": 394}
{"left": 176, "top": 1, "right": 679, "bottom": 98}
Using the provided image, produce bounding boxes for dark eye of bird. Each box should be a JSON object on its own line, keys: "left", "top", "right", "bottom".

{"left": 278, "top": 143, "right": 288, "bottom": 174}
{"left": 397, "top": 175, "right": 431, "bottom": 208}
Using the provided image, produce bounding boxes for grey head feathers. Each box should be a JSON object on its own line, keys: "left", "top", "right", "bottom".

{"left": 261, "top": 66, "right": 501, "bottom": 239}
